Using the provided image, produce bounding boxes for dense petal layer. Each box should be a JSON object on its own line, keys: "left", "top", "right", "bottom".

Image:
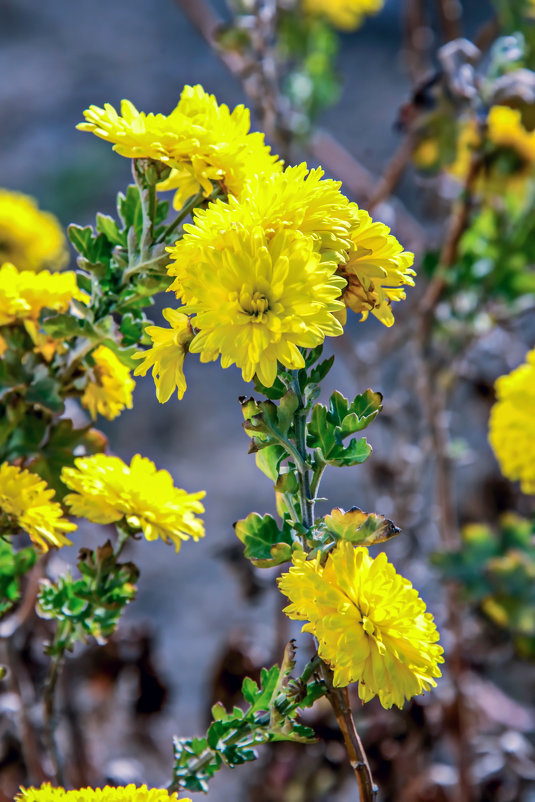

{"left": 278, "top": 541, "right": 443, "bottom": 708}
{"left": 81, "top": 345, "right": 135, "bottom": 421}
{"left": 0, "top": 189, "right": 67, "bottom": 272}
{"left": 16, "top": 784, "right": 188, "bottom": 802}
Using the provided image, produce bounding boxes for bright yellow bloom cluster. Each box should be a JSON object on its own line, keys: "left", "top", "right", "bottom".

{"left": 0, "top": 463, "right": 76, "bottom": 551}
{"left": 489, "top": 347, "right": 535, "bottom": 495}
{"left": 133, "top": 309, "right": 193, "bottom": 402}
{"left": 278, "top": 541, "right": 443, "bottom": 708}
{"left": 0, "top": 189, "right": 67, "bottom": 272}
{"left": 81, "top": 345, "right": 135, "bottom": 420}
{"left": 78, "top": 84, "right": 280, "bottom": 208}
{"left": 162, "top": 162, "right": 414, "bottom": 389}
{"left": 16, "top": 784, "right": 189, "bottom": 802}
{"left": 302, "top": 0, "right": 384, "bottom": 30}
{"left": 0, "top": 262, "right": 81, "bottom": 326}
{"left": 62, "top": 454, "right": 205, "bottom": 551}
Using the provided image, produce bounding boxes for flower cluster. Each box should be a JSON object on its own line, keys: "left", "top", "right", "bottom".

{"left": 0, "top": 189, "right": 67, "bottom": 272}
{"left": 62, "top": 454, "right": 205, "bottom": 551}
{"left": 81, "top": 345, "right": 135, "bottom": 420}
{"left": 0, "top": 463, "right": 76, "bottom": 552}
{"left": 278, "top": 541, "right": 443, "bottom": 708}
{"left": 16, "top": 784, "right": 189, "bottom": 802}
{"left": 302, "top": 0, "right": 384, "bottom": 30}
{"left": 489, "top": 347, "right": 535, "bottom": 495}
{"left": 78, "top": 84, "right": 280, "bottom": 208}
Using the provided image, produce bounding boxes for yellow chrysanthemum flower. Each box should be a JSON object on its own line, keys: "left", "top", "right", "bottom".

{"left": 81, "top": 345, "right": 135, "bottom": 421}
{"left": 337, "top": 210, "right": 415, "bottom": 327}
{"left": 133, "top": 309, "right": 193, "bottom": 403}
{"left": 15, "top": 783, "right": 189, "bottom": 802}
{"left": 302, "top": 0, "right": 384, "bottom": 30}
{"left": 61, "top": 454, "right": 205, "bottom": 552}
{"left": 0, "top": 463, "right": 76, "bottom": 552}
{"left": 278, "top": 541, "right": 443, "bottom": 708}
{"left": 168, "top": 163, "right": 357, "bottom": 282}
{"left": 0, "top": 262, "right": 81, "bottom": 326}
{"left": 0, "top": 189, "right": 67, "bottom": 272}
{"left": 489, "top": 347, "right": 535, "bottom": 495}
{"left": 78, "top": 84, "right": 281, "bottom": 208}
{"left": 169, "top": 226, "right": 346, "bottom": 387}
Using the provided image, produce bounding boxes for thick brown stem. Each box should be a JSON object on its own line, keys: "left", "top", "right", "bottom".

{"left": 321, "top": 663, "right": 377, "bottom": 802}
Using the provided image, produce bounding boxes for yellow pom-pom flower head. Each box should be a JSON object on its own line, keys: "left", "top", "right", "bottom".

{"left": 15, "top": 783, "right": 189, "bottom": 802}
{"left": 278, "top": 541, "right": 443, "bottom": 708}
{"left": 0, "top": 189, "right": 67, "bottom": 272}
{"left": 168, "top": 163, "right": 357, "bottom": 282}
{"left": 489, "top": 347, "right": 535, "bottom": 495}
{"left": 81, "top": 345, "right": 135, "bottom": 421}
{"left": 302, "top": 0, "right": 384, "bottom": 30}
{"left": 338, "top": 210, "right": 415, "bottom": 327}
{"left": 0, "top": 463, "right": 76, "bottom": 552}
{"left": 78, "top": 85, "right": 280, "bottom": 208}
{"left": 171, "top": 226, "right": 346, "bottom": 387}
{"left": 0, "top": 262, "right": 81, "bottom": 327}
{"left": 133, "top": 309, "right": 193, "bottom": 403}
{"left": 61, "top": 454, "right": 205, "bottom": 552}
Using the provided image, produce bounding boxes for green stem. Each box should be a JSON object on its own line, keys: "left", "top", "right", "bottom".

{"left": 43, "top": 622, "right": 72, "bottom": 786}
{"left": 156, "top": 190, "right": 206, "bottom": 243}
{"left": 310, "top": 461, "right": 326, "bottom": 503}
{"left": 292, "top": 374, "right": 314, "bottom": 530}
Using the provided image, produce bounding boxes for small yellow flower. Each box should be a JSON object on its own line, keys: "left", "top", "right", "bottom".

{"left": 15, "top": 784, "right": 189, "bottom": 802}
{"left": 487, "top": 105, "right": 535, "bottom": 165}
{"left": 337, "top": 210, "right": 415, "bottom": 327}
{"left": 170, "top": 226, "right": 345, "bottom": 387}
{"left": 81, "top": 345, "right": 135, "bottom": 421}
{"left": 78, "top": 84, "right": 281, "bottom": 208}
{"left": 302, "top": 0, "right": 384, "bottom": 30}
{"left": 133, "top": 309, "right": 193, "bottom": 403}
{"left": 278, "top": 541, "right": 443, "bottom": 708}
{"left": 0, "top": 262, "right": 81, "bottom": 326}
{"left": 489, "top": 347, "right": 535, "bottom": 495}
{"left": 0, "top": 189, "right": 67, "bottom": 272}
{"left": 62, "top": 454, "right": 205, "bottom": 552}
{"left": 0, "top": 463, "right": 76, "bottom": 552}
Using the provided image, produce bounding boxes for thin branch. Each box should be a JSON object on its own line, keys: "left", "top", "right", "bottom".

{"left": 365, "top": 134, "right": 415, "bottom": 214}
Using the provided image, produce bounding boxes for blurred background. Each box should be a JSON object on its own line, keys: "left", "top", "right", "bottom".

{"left": 1, "top": 0, "right": 535, "bottom": 800}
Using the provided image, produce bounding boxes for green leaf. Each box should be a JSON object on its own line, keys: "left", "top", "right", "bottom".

{"left": 0, "top": 540, "right": 38, "bottom": 616}
{"left": 25, "top": 365, "right": 64, "bottom": 414}
{"left": 323, "top": 507, "right": 399, "bottom": 546}
{"left": 117, "top": 185, "right": 143, "bottom": 241}
{"left": 234, "top": 513, "right": 295, "bottom": 567}
{"left": 255, "top": 444, "right": 286, "bottom": 482}
{"left": 41, "top": 313, "right": 96, "bottom": 341}
{"left": 96, "top": 213, "right": 125, "bottom": 247}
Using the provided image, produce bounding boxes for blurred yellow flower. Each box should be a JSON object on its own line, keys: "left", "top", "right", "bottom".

{"left": 78, "top": 84, "right": 281, "bottom": 208}
{"left": 278, "top": 541, "right": 443, "bottom": 708}
{"left": 81, "top": 345, "right": 135, "bottom": 421}
{"left": 0, "top": 189, "right": 67, "bottom": 272}
{"left": 338, "top": 210, "right": 415, "bottom": 327}
{"left": 0, "top": 463, "right": 76, "bottom": 552}
{"left": 489, "top": 347, "right": 535, "bottom": 495}
{"left": 133, "top": 309, "right": 193, "bottom": 403}
{"left": 302, "top": 0, "right": 384, "bottom": 30}
{"left": 170, "top": 226, "right": 345, "bottom": 387}
{"left": 62, "top": 454, "right": 205, "bottom": 551}
{"left": 16, "top": 784, "right": 188, "bottom": 802}
{"left": 0, "top": 262, "right": 81, "bottom": 326}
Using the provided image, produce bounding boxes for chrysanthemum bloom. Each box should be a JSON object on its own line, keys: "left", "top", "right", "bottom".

{"left": 489, "top": 347, "right": 535, "bottom": 495}
{"left": 0, "top": 463, "right": 76, "bottom": 551}
{"left": 0, "top": 189, "right": 67, "bottom": 272}
{"left": 169, "top": 226, "right": 346, "bottom": 387}
{"left": 168, "top": 163, "right": 357, "bottom": 281}
{"left": 78, "top": 84, "right": 281, "bottom": 208}
{"left": 62, "top": 454, "right": 205, "bottom": 551}
{"left": 133, "top": 309, "right": 193, "bottom": 402}
{"left": 302, "top": 0, "right": 384, "bottom": 30}
{"left": 449, "top": 108, "right": 535, "bottom": 198}
{"left": 15, "top": 784, "right": 189, "bottom": 802}
{"left": 0, "top": 262, "right": 81, "bottom": 326}
{"left": 278, "top": 541, "right": 443, "bottom": 708}
{"left": 81, "top": 345, "right": 135, "bottom": 420}
{"left": 337, "top": 210, "right": 415, "bottom": 327}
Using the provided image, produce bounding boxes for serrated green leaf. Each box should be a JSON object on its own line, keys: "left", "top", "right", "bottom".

{"left": 234, "top": 513, "right": 295, "bottom": 567}
{"left": 96, "top": 213, "right": 125, "bottom": 247}
{"left": 255, "top": 444, "right": 286, "bottom": 481}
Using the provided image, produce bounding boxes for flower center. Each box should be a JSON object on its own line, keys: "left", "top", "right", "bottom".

{"left": 237, "top": 287, "right": 270, "bottom": 321}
